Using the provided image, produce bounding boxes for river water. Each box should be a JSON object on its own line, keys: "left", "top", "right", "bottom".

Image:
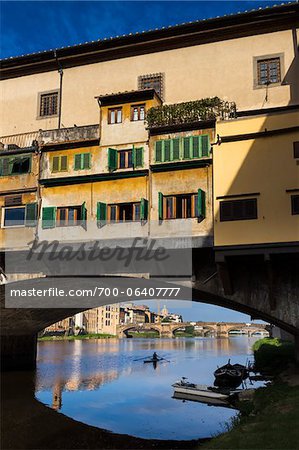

{"left": 35, "top": 336, "right": 261, "bottom": 440}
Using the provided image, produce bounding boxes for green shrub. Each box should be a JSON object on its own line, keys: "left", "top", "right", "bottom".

{"left": 253, "top": 338, "right": 295, "bottom": 373}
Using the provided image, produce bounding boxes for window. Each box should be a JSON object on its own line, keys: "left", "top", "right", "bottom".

{"left": 291, "top": 195, "right": 299, "bottom": 215}
{"left": 108, "top": 147, "right": 143, "bottom": 171}
{"left": 159, "top": 192, "right": 205, "bottom": 220}
{"left": 3, "top": 207, "right": 25, "bottom": 227}
{"left": 4, "top": 195, "right": 22, "bottom": 206}
{"left": 42, "top": 203, "right": 86, "bottom": 229}
{"left": 118, "top": 150, "right": 133, "bottom": 169}
{"left": 220, "top": 198, "right": 257, "bottom": 222}
{"left": 257, "top": 58, "right": 281, "bottom": 85}
{"left": 39, "top": 91, "right": 59, "bottom": 117}
{"left": 0, "top": 155, "right": 31, "bottom": 176}
{"left": 155, "top": 135, "right": 210, "bottom": 163}
{"left": 108, "top": 107, "right": 122, "bottom": 124}
{"left": 293, "top": 142, "right": 299, "bottom": 159}
{"left": 97, "top": 199, "right": 148, "bottom": 223}
{"left": 74, "top": 153, "right": 91, "bottom": 170}
{"left": 109, "top": 203, "right": 141, "bottom": 222}
{"left": 2, "top": 203, "right": 37, "bottom": 228}
{"left": 52, "top": 155, "right": 68, "bottom": 172}
{"left": 56, "top": 206, "right": 82, "bottom": 227}
{"left": 131, "top": 104, "right": 145, "bottom": 121}
{"left": 138, "top": 73, "right": 164, "bottom": 99}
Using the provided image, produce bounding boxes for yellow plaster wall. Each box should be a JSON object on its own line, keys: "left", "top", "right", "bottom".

{"left": 214, "top": 111, "right": 299, "bottom": 246}
{"left": 1, "top": 29, "right": 297, "bottom": 136}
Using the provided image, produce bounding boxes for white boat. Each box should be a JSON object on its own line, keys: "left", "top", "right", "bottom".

{"left": 172, "top": 378, "right": 240, "bottom": 400}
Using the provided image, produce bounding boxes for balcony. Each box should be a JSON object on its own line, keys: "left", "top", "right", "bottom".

{"left": 0, "top": 124, "right": 99, "bottom": 151}
{"left": 40, "top": 124, "right": 99, "bottom": 146}
{"left": 146, "top": 97, "right": 237, "bottom": 129}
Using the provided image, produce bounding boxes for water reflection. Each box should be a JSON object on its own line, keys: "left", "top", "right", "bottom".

{"left": 35, "top": 337, "right": 259, "bottom": 440}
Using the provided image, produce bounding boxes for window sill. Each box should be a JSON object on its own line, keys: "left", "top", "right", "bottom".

{"left": 2, "top": 225, "right": 26, "bottom": 229}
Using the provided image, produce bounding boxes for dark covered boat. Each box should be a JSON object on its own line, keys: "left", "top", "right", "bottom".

{"left": 214, "top": 360, "right": 249, "bottom": 388}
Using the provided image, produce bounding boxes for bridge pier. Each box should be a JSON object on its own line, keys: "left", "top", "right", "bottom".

{"left": 1, "top": 334, "right": 37, "bottom": 371}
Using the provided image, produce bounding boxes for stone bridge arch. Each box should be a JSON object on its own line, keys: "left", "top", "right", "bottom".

{"left": 1, "top": 270, "right": 299, "bottom": 369}
{"left": 117, "top": 324, "right": 161, "bottom": 338}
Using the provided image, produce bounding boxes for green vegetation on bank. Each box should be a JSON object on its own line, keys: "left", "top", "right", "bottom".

{"left": 201, "top": 338, "right": 298, "bottom": 449}
{"left": 252, "top": 337, "right": 296, "bottom": 374}
{"left": 202, "top": 382, "right": 299, "bottom": 450}
{"left": 38, "top": 333, "right": 116, "bottom": 341}
{"left": 127, "top": 332, "right": 160, "bottom": 338}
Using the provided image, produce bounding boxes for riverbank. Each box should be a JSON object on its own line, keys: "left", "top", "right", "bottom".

{"left": 38, "top": 333, "right": 116, "bottom": 341}
{"left": 201, "top": 338, "right": 298, "bottom": 449}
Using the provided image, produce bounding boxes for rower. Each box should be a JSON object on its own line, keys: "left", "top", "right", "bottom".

{"left": 152, "top": 352, "right": 158, "bottom": 361}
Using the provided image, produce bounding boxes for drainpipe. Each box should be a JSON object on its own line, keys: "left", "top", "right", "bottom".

{"left": 54, "top": 50, "right": 63, "bottom": 129}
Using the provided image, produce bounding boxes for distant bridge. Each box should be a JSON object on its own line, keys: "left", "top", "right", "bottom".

{"left": 117, "top": 321, "right": 269, "bottom": 338}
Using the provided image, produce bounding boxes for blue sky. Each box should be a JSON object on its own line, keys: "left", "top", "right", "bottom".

{"left": 135, "top": 300, "right": 263, "bottom": 323}
{"left": 1, "top": 1, "right": 283, "bottom": 59}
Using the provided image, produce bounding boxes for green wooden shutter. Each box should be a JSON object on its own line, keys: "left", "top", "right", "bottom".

{"left": 96, "top": 201, "right": 107, "bottom": 225}
{"left": 52, "top": 156, "right": 59, "bottom": 172}
{"left": 183, "top": 137, "right": 191, "bottom": 159}
{"left": 135, "top": 147, "right": 143, "bottom": 168}
{"left": 192, "top": 136, "right": 200, "bottom": 158}
{"left": 0, "top": 158, "right": 10, "bottom": 176}
{"left": 83, "top": 153, "right": 91, "bottom": 169}
{"left": 108, "top": 148, "right": 118, "bottom": 172}
{"left": 25, "top": 202, "right": 38, "bottom": 227}
{"left": 42, "top": 207, "right": 56, "bottom": 229}
{"left": 80, "top": 201, "right": 87, "bottom": 229}
{"left": 155, "top": 141, "right": 163, "bottom": 162}
{"left": 197, "top": 189, "right": 206, "bottom": 219}
{"left": 140, "top": 198, "right": 148, "bottom": 221}
{"left": 74, "top": 154, "right": 82, "bottom": 170}
{"left": 172, "top": 138, "right": 180, "bottom": 161}
{"left": 158, "top": 192, "right": 163, "bottom": 220}
{"left": 201, "top": 135, "right": 210, "bottom": 157}
{"left": 60, "top": 155, "right": 68, "bottom": 171}
{"left": 164, "top": 140, "right": 171, "bottom": 162}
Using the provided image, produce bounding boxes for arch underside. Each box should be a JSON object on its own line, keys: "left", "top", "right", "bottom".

{"left": 1, "top": 277, "right": 298, "bottom": 336}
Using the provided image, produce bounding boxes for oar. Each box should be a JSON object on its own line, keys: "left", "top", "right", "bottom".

{"left": 159, "top": 357, "right": 171, "bottom": 363}
{"left": 133, "top": 356, "right": 150, "bottom": 361}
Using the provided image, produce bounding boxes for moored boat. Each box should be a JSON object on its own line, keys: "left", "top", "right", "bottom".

{"left": 214, "top": 360, "right": 248, "bottom": 388}
{"left": 172, "top": 378, "right": 236, "bottom": 400}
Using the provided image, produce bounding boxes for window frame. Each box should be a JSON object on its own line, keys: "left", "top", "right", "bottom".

{"left": 293, "top": 142, "right": 299, "bottom": 159}
{"left": 291, "top": 195, "right": 299, "bottom": 215}
{"left": 56, "top": 205, "right": 82, "bottom": 227}
{"left": 1, "top": 205, "right": 26, "bottom": 228}
{"left": 219, "top": 198, "right": 258, "bottom": 222}
{"left": 37, "top": 89, "right": 59, "bottom": 119}
{"left": 138, "top": 73, "right": 164, "bottom": 100}
{"left": 0, "top": 154, "right": 32, "bottom": 177}
{"left": 163, "top": 193, "right": 199, "bottom": 220}
{"left": 107, "top": 202, "right": 141, "bottom": 223}
{"left": 118, "top": 149, "right": 133, "bottom": 169}
{"left": 253, "top": 53, "right": 284, "bottom": 89}
{"left": 74, "top": 153, "right": 91, "bottom": 170}
{"left": 51, "top": 155, "right": 68, "bottom": 173}
{"left": 108, "top": 107, "right": 122, "bottom": 124}
{"left": 130, "top": 104, "right": 146, "bottom": 121}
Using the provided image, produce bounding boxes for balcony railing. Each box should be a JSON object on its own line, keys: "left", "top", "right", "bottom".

{"left": 0, "top": 131, "right": 40, "bottom": 150}
{"left": 146, "top": 97, "right": 237, "bottom": 128}
{"left": 0, "top": 124, "right": 99, "bottom": 150}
